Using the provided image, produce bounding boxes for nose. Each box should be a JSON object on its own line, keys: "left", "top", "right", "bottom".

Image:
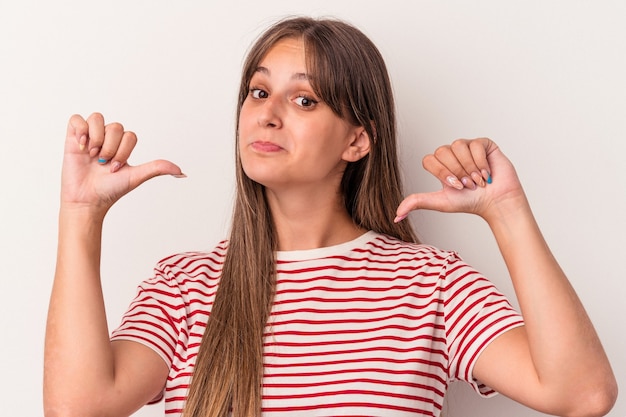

{"left": 257, "top": 96, "right": 283, "bottom": 129}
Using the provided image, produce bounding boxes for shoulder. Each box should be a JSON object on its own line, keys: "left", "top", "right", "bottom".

{"left": 365, "top": 231, "right": 461, "bottom": 265}
{"left": 151, "top": 240, "right": 229, "bottom": 284}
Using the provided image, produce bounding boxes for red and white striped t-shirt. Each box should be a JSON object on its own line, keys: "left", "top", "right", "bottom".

{"left": 111, "top": 231, "right": 523, "bottom": 416}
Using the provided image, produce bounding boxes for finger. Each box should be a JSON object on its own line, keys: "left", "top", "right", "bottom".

{"left": 128, "top": 159, "right": 186, "bottom": 190}
{"left": 432, "top": 144, "right": 473, "bottom": 189}
{"left": 86, "top": 112, "right": 106, "bottom": 157}
{"left": 450, "top": 139, "right": 483, "bottom": 189}
{"left": 469, "top": 138, "right": 495, "bottom": 184}
{"left": 422, "top": 152, "right": 465, "bottom": 191}
{"left": 97, "top": 122, "right": 125, "bottom": 164}
{"left": 394, "top": 190, "right": 453, "bottom": 222}
{"left": 109, "top": 131, "right": 138, "bottom": 173}
{"left": 66, "top": 114, "right": 89, "bottom": 151}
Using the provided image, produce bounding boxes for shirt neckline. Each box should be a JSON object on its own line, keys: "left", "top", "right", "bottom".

{"left": 276, "top": 230, "right": 378, "bottom": 261}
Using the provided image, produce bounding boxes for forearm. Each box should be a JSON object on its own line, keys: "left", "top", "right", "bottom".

{"left": 44, "top": 209, "right": 116, "bottom": 413}
{"left": 407, "top": 139, "right": 616, "bottom": 414}
{"left": 486, "top": 196, "right": 615, "bottom": 396}
{"left": 45, "top": 113, "right": 179, "bottom": 416}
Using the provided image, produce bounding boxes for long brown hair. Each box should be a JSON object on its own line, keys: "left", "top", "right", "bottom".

{"left": 183, "top": 16, "right": 418, "bottom": 417}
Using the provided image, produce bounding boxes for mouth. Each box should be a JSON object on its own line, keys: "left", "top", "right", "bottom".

{"left": 250, "top": 141, "right": 284, "bottom": 153}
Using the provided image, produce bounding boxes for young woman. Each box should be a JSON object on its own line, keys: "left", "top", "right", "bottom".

{"left": 44, "top": 17, "right": 617, "bottom": 417}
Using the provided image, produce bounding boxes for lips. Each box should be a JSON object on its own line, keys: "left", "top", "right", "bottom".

{"left": 250, "top": 141, "right": 284, "bottom": 152}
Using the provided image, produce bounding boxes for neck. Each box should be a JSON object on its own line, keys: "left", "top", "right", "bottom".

{"left": 265, "top": 186, "right": 366, "bottom": 251}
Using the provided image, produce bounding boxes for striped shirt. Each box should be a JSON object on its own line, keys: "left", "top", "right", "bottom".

{"left": 111, "top": 231, "right": 524, "bottom": 416}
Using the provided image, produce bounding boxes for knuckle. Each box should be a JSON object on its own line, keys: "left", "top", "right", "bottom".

{"left": 87, "top": 112, "right": 104, "bottom": 124}
{"left": 433, "top": 145, "right": 449, "bottom": 159}
{"left": 450, "top": 139, "right": 468, "bottom": 151}
{"left": 422, "top": 153, "right": 436, "bottom": 169}
{"left": 123, "top": 130, "right": 138, "bottom": 144}
{"left": 105, "top": 122, "right": 124, "bottom": 134}
{"left": 469, "top": 139, "right": 488, "bottom": 158}
{"left": 69, "top": 114, "right": 87, "bottom": 129}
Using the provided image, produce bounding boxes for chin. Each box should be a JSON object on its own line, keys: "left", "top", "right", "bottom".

{"left": 242, "top": 165, "right": 279, "bottom": 187}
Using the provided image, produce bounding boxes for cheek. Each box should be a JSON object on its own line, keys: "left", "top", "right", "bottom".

{"left": 238, "top": 98, "right": 257, "bottom": 131}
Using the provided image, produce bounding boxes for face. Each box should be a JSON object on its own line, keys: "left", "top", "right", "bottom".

{"left": 238, "top": 37, "right": 367, "bottom": 193}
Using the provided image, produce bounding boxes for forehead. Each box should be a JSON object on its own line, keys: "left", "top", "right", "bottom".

{"left": 257, "top": 37, "right": 307, "bottom": 73}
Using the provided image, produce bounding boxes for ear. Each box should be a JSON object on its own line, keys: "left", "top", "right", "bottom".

{"left": 342, "top": 126, "right": 371, "bottom": 162}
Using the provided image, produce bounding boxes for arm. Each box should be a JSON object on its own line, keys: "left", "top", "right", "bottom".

{"left": 44, "top": 113, "right": 184, "bottom": 417}
{"left": 395, "top": 138, "right": 617, "bottom": 417}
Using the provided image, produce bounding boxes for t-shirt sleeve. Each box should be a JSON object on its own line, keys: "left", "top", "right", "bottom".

{"left": 110, "top": 260, "right": 185, "bottom": 372}
{"left": 442, "top": 252, "right": 525, "bottom": 397}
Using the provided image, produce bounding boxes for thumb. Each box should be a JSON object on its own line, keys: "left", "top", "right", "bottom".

{"left": 127, "top": 159, "right": 186, "bottom": 190}
{"left": 394, "top": 190, "right": 453, "bottom": 223}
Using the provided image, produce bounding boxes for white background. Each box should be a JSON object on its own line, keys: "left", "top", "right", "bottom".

{"left": 0, "top": 1, "right": 624, "bottom": 416}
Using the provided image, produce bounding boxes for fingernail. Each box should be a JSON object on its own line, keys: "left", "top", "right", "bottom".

{"left": 481, "top": 169, "right": 492, "bottom": 184}
{"left": 79, "top": 135, "right": 87, "bottom": 151}
{"left": 89, "top": 147, "right": 100, "bottom": 158}
{"left": 98, "top": 157, "right": 107, "bottom": 164}
{"left": 461, "top": 177, "right": 476, "bottom": 190}
{"left": 171, "top": 173, "right": 187, "bottom": 178}
{"left": 394, "top": 213, "right": 408, "bottom": 223}
{"left": 471, "top": 171, "right": 485, "bottom": 187}
{"left": 110, "top": 161, "right": 121, "bottom": 172}
{"left": 447, "top": 175, "right": 464, "bottom": 190}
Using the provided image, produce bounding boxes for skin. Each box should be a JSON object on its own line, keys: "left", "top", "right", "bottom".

{"left": 44, "top": 113, "right": 176, "bottom": 417}
{"left": 397, "top": 139, "right": 618, "bottom": 416}
{"left": 238, "top": 38, "right": 371, "bottom": 250}
{"left": 44, "top": 38, "right": 617, "bottom": 417}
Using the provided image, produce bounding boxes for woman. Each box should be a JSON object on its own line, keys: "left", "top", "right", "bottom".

{"left": 44, "top": 17, "right": 617, "bottom": 417}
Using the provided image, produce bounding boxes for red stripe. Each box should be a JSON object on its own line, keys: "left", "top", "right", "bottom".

{"left": 265, "top": 328, "right": 445, "bottom": 340}
{"left": 462, "top": 315, "right": 524, "bottom": 382}
{"left": 112, "top": 332, "right": 173, "bottom": 363}
{"left": 270, "top": 301, "right": 444, "bottom": 316}
{"left": 264, "top": 375, "right": 446, "bottom": 396}
{"left": 269, "top": 309, "right": 443, "bottom": 326}
{"left": 262, "top": 400, "right": 436, "bottom": 415}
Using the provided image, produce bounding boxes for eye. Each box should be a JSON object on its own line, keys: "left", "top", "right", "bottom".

{"left": 294, "top": 95, "right": 318, "bottom": 108}
{"left": 250, "top": 88, "right": 268, "bottom": 99}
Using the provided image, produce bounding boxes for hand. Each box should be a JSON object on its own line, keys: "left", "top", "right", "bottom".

{"left": 395, "top": 138, "right": 528, "bottom": 223}
{"left": 61, "top": 113, "right": 185, "bottom": 218}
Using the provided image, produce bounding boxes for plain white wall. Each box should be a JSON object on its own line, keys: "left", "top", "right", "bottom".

{"left": 0, "top": 1, "right": 623, "bottom": 416}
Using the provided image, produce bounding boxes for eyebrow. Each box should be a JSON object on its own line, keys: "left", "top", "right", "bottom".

{"left": 254, "top": 66, "right": 312, "bottom": 81}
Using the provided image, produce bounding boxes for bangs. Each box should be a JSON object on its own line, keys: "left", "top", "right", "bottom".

{"left": 301, "top": 31, "right": 358, "bottom": 125}
{"left": 238, "top": 17, "right": 384, "bottom": 134}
